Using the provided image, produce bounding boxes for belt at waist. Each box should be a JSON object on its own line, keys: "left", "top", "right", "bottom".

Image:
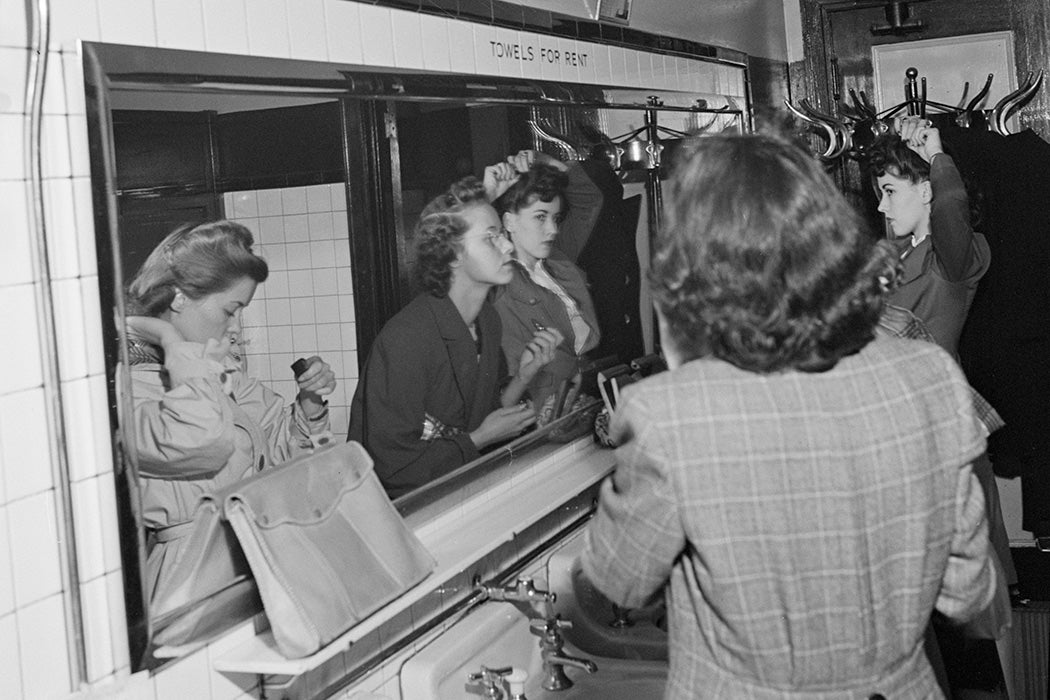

{"left": 152, "top": 520, "right": 194, "bottom": 543}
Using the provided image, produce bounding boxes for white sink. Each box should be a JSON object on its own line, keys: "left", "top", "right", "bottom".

{"left": 544, "top": 531, "right": 668, "bottom": 661}
{"left": 401, "top": 601, "right": 667, "bottom": 700}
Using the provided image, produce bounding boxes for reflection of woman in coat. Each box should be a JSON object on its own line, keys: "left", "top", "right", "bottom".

{"left": 491, "top": 150, "right": 601, "bottom": 422}
{"left": 582, "top": 134, "right": 996, "bottom": 697}
{"left": 123, "top": 220, "right": 336, "bottom": 604}
{"left": 348, "top": 176, "right": 561, "bottom": 499}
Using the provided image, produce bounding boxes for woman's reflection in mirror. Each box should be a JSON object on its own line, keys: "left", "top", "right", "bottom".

{"left": 348, "top": 177, "right": 562, "bottom": 499}
{"left": 123, "top": 220, "right": 336, "bottom": 604}
{"left": 491, "top": 150, "right": 602, "bottom": 424}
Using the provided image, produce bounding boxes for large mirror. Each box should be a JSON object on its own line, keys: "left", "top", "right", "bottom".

{"left": 83, "top": 42, "right": 746, "bottom": 669}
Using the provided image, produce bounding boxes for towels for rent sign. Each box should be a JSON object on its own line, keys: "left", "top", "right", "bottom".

{"left": 488, "top": 40, "right": 589, "bottom": 67}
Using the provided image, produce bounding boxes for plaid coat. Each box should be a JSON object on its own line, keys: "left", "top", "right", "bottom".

{"left": 582, "top": 335, "right": 996, "bottom": 699}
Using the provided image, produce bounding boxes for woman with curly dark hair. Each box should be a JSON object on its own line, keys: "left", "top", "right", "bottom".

{"left": 348, "top": 174, "right": 562, "bottom": 498}
{"left": 491, "top": 149, "right": 601, "bottom": 423}
{"left": 867, "top": 116, "right": 990, "bottom": 358}
{"left": 582, "top": 132, "right": 997, "bottom": 697}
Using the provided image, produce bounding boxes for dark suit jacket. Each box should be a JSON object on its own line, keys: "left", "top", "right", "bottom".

{"left": 491, "top": 256, "right": 600, "bottom": 411}
{"left": 348, "top": 293, "right": 504, "bottom": 498}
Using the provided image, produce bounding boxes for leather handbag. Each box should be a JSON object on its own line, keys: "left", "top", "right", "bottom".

{"left": 223, "top": 441, "right": 436, "bottom": 658}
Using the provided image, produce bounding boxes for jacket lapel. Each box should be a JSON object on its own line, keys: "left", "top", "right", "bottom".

{"left": 425, "top": 294, "right": 479, "bottom": 420}
{"left": 471, "top": 304, "right": 502, "bottom": 422}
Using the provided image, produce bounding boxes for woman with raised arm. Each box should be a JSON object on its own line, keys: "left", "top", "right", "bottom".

{"left": 582, "top": 132, "right": 997, "bottom": 698}
{"left": 348, "top": 174, "right": 562, "bottom": 499}
{"left": 490, "top": 149, "right": 602, "bottom": 423}
{"left": 124, "top": 220, "right": 336, "bottom": 603}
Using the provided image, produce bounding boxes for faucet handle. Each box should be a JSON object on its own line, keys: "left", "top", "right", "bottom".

{"left": 505, "top": 667, "right": 529, "bottom": 700}
{"left": 530, "top": 616, "right": 573, "bottom": 633}
{"left": 466, "top": 665, "right": 513, "bottom": 700}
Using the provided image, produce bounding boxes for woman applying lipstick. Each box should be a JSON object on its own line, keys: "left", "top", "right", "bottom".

{"left": 348, "top": 174, "right": 562, "bottom": 498}
{"left": 491, "top": 150, "right": 602, "bottom": 422}
{"left": 122, "top": 220, "right": 337, "bottom": 605}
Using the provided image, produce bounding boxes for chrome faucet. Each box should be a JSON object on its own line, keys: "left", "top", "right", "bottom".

{"left": 466, "top": 665, "right": 513, "bottom": 700}
{"left": 475, "top": 576, "right": 557, "bottom": 617}
{"left": 536, "top": 616, "right": 597, "bottom": 691}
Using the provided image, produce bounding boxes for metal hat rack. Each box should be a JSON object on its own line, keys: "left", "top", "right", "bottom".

{"left": 786, "top": 66, "right": 1045, "bottom": 161}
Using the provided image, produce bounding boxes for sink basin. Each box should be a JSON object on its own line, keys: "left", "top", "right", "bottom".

{"left": 544, "top": 531, "right": 668, "bottom": 661}
{"left": 401, "top": 601, "right": 666, "bottom": 700}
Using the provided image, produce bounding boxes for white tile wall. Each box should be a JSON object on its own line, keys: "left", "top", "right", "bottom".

{"left": 18, "top": 592, "right": 72, "bottom": 698}
{"left": 287, "top": 0, "right": 328, "bottom": 62}
{"left": 0, "top": 182, "right": 32, "bottom": 286}
{"left": 324, "top": 0, "right": 364, "bottom": 65}
{"left": 0, "top": 506, "right": 15, "bottom": 614}
{"left": 0, "top": 388, "right": 54, "bottom": 501}
{"left": 358, "top": 4, "right": 395, "bottom": 67}
{"left": 49, "top": 0, "right": 102, "bottom": 51}
{"left": 98, "top": 0, "right": 158, "bottom": 47}
{"left": 202, "top": 0, "right": 249, "bottom": 55}
{"left": 225, "top": 183, "right": 358, "bottom": 442}
{"left": 154, "top": 0, "right": 206, "bottom": 51}
{"left": 0, "top": 113, "right": 26, "bottom": 180}
{"left": 0, "top": 47, "right": 27, "bottom": 112}
{"left": 245, "top": 0, "right": 290, "bottom": 58}
{"left": 0, "top": 285, "right": 45, "bottom": 394}
{"left": 492, "top": 27, "right": 523, "bottom": 79}
{"left": 8, "top": 490, "right": 63, "bottom": 607}
{"left": 447, "top": 18, "right": 476, "bottom": 74}
{"left": 559, "top": 37, "right": 581, "bottom": 83}
{"left": 0, "top": 605, "right": 23, "bottom": 698}
{"left": 519, "top": 31, "right": 542, "bottom": 81}
{"left": 418, "top": 14, "right": 451, "bottom": 73}
{"left": 577, "top": 39, "right": 598, "bottom": 85}
{"left": 0, "top": 0, "right": 28, "bottom": 49}
{"left": 1, "top": 1, "right": 747, "bottom": 698}
{"left": 390, "top": 8, "right": 424, "bottom": 70}
{"left": 80, "top": 573, "right": 116, "bottom": 682}
{"left": 539, "top": 35, "right": 562, "bottom": 82}
{"left": 592, "top": 42, "right": 611, "bottom": 85}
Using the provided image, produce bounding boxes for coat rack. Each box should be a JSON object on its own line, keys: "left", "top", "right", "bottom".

{"left": 786, "top": 66, "right": 1045, "bottom": 161}
{"left": 531, "top": 97, "right": 741, "bottom": 245}
{"left": 610, "top": 96, "right": 689, "bottom": 243}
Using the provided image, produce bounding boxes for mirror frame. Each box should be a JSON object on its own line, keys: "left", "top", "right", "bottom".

{"left": 82, "top": 41, "right": 743, "bottom": 669}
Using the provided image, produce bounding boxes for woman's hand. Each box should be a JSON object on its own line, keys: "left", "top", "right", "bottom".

{"left": 517, "top": 327, "right": 564, "bottom": 383}
{"left": 483, "top": 161, "right": 521, "bottom": 202}
{"left": 470, "top": 403, "right": 536, "bottom": 449}
{"left": 895, "top": 116, "right": 944, "bottom": 163}
{"left": 294, "top": 355, "right": 337, "bottom": 418}
{"left": 507, "top": 149, "right": 568, "bottom": 174}
{"left": 126, "top": 315, "right": 184, "bottom": 349}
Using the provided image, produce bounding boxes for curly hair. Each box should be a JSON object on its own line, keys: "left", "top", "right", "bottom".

{"left": 492, "top": 162, "right": 570, "bottom": 217}
{"left": 414, "top": 176, "right": 491, "bottom": 296}
{"left": 866, "top": 133, "right": 931, "bottom": 184}
{"left": 865, "top": 133, "right": 983, "bottom": 229}
{"left": 651, "top": 132, "right": 897, "bottom": 373}
{"left": 127, "top": 220, "right": 268, "bottom": 317}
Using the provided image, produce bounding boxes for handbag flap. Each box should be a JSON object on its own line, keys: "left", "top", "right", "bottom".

{"left": 223, "top": 442, "right": 374, "bottom": 527}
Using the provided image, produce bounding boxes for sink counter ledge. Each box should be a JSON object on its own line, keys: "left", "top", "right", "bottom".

{"left": 211, "top": 438, "right": 616, "bottom": 677}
